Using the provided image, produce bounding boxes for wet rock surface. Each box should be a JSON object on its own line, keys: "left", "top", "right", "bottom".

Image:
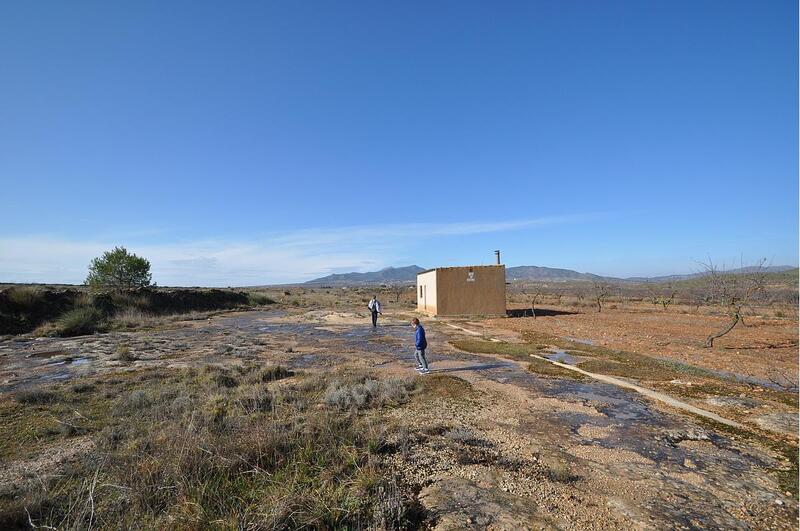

{"left": 0, "top": 309, "right": 796, "bottom": 528}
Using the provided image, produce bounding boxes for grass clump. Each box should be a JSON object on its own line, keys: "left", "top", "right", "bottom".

{"left": 5, "top": 286, "right": 42, "bottom": 310}
{"left": 115, "top": 344, "right": 137, "bottom": 363}
{"left": 70, "top": 383, "right": 95, "bottom": 394}
{"left": 110, "top": 308, "right": 161, "bottom": 330}
{"left": 256, "top": 365, "right": 294, "bottom": 383}
{"left": 55, "top": 307, "right": 105, "bottom": 337}
{"left": 14, "top": 388, "right": 58, "bottom": 405}
{"left": 543, "top": 456, "right": 578, "bottom": 483}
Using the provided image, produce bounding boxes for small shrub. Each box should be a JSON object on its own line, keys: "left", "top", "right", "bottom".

{"left": 774, "top": 310, "right": 786, "bottom": 318}
{"left": 115, "top": 344, "right": 137, "bottom": 363}
{"left": 14, "top": 388, "right": 57, "bottom": 404}
{"left": 258, "top": 366, "right": 294, "bottom": 383}
{"left": 247, "top": 293, "right": 275, "bottom": 306}
{"left": 56, "top": 307, "right": 104, "bottom": 337}
{"left": 71, "top": 383, "right": 96, "bottom": 394}
{"left": 213, "top": 372, "right": 239, "bottom": 388}
{"left": 113, "top": 390, "right": 152, "bottom": 416}
{"left": 323, "top": 377, "right": 415, "bottom": 410}
{"left": 237, "top": 386, "right": 274, "bottom": 413}
{"left": 544, "top": 457, "right": 578, "bottom": 483}
{"left": 203, "top": 394, "right": 229, "bottom": 428}
{"left": 58, "top": 418, "right": 86, "bottom": 437}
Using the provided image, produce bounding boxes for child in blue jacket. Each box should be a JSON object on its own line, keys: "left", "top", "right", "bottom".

{"left": 411, "top": 318, "right": 429, "bottom": 373}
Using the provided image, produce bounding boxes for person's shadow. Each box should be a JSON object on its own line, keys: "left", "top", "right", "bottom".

{"left": 428, "top": 362, "right": 513, "bottom": 373}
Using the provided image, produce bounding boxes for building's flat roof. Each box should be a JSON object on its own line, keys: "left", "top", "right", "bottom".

{"left": 416, "top": 264, "right": 505, "bottom": 276}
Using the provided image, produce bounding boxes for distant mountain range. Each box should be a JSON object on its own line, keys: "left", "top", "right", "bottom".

{"left": 304, "top": 264, "right": 797, "bottom": 286}
{"left": 304, "top": 266, "right": 426, "bottom": 286}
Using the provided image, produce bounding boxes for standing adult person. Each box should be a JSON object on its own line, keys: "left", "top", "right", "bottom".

{"left": 367, "top": 295, "right": 382, "bottom": 327}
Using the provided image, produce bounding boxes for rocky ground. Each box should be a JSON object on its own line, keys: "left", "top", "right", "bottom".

{"left": 0, "top": 307, "right": 797, "bottom": 529}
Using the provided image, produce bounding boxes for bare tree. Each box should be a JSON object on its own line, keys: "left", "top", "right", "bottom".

{"left": 592, "top": 281, "right": 612, "bottom": 313}
{"left": 521, "top": 283, "right": 544, "bottom": 318}
{"left": 701, "top": 258, "right": 768, "bottom": 348}
{"left": 390, "top": 284, "right": 407, "bottom": 303}
{"left": 646, "top": 282, "right": 677, "bottom": 311}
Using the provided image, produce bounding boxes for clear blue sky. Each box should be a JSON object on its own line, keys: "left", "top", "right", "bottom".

{"left": 1, "top": 1, "right": 797, "bottom": 285}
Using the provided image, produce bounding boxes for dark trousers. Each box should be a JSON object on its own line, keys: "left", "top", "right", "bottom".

{"left": 371, "top": 310, "right": 378, "bottom": 327}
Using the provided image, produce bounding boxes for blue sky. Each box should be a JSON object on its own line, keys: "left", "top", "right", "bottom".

{"left": 1, "top": 1, "right": 797, "bottom": 286}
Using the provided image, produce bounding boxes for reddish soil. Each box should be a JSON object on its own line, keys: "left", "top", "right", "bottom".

{"left": 488, "top": 305, "right": 799, "bottom": 383}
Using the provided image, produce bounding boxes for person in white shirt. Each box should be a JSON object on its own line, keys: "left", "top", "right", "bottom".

{"left": 367, "top": 296, "right": 382, "bottom": 327}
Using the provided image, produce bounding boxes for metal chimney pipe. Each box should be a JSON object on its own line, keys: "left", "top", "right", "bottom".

{"left": 495, "top": 250, "right": 501, "bottom": 265}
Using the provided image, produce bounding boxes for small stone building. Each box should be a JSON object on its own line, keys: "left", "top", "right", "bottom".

{"left": 416, "top": 265, "right": 506, "bottom": 316}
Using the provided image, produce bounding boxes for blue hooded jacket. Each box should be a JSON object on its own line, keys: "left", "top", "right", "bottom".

{"left": 415, "top": 325, "right": 427, "bottom": 350}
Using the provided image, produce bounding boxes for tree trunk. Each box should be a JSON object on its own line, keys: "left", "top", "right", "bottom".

{"left": 596, "top": 299, "right": 602, "bottom": 313}
{"left": 705, "top": 313, "right": 740, "bottom": 348}
{"left": 531, "top": 302, "right": 536, "bottom": 319}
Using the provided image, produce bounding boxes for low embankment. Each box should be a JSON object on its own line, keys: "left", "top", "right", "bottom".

{"left": 0, "top": 287, "right": 269, "bottom": 336}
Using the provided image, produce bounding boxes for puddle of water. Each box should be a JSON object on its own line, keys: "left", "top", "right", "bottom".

{"left": 45, "top": 373, "right": 71, "bottom": 381}
{"left": 544, "top": 350, "right": 578, "bottom": 365}
{"left": 44, "top": 356, "right": 90, "bottom": 367}
{"left": 27, "top": 350, "right": 71, "bottom": 359}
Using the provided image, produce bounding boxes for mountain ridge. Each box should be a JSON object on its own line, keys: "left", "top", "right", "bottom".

{"left": 303, "top": 264, "right": 797, "bottom": 285}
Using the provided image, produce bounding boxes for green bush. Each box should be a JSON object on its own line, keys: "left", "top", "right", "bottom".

{"left": 56, "top": 307, "right": 104, "bottom": 337}
{"left": 86, "top": 246, "right": 152, "bottom": 291}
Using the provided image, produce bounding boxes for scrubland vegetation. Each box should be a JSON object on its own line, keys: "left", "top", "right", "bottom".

{"left": 0, "top": 366, "right": 425, "bottom": 529}
{"left": 0, "top": 287, "right": 273, "bottom": 336}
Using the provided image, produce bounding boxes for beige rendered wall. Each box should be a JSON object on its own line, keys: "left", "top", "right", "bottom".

{"left": 435, "top": 265, "right": 506, "bottom": 316}
{"left": 416, "top": 270, "right": 437, "bottom": 315}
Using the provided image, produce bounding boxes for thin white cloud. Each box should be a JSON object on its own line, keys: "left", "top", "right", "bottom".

{"left": 0, "top": 215, "right": 588, "bottom": 286}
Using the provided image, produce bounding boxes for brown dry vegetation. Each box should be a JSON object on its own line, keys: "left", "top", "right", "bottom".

{"left": 491, "top": 302, "right": 798, "bottom": 383}
{"left": 0, "top": 365, "right": 427, "bottom": 529}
